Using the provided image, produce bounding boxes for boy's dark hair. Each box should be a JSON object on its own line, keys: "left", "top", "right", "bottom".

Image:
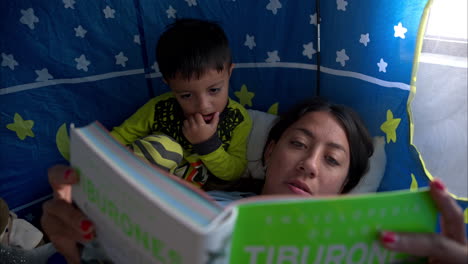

{"left": 263, "top": 97, "right": 374, "bottom": 194}
{"left": 156, "top": 18, "right": 232, "bottom": 81}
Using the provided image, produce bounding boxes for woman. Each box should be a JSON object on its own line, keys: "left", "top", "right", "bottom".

{"left": 41, "top": 98, "right": 467, "bottom": 263}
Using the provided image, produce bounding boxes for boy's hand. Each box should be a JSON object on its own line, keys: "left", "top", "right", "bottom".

{"left": 183, "top": 112, "right": 220, "bottom": 144}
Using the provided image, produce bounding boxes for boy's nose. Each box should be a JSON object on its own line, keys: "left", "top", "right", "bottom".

{"left": 198, "top": 96, "right": 211, "bottom": 112}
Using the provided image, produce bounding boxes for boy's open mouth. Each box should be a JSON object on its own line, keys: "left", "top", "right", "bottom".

{"left": 203, "top": 113, "right": 215, "bottom": 123}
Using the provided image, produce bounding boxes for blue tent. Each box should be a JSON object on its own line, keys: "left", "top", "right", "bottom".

{"left": 1, "top": 0, "right": 467, "bottom": 236}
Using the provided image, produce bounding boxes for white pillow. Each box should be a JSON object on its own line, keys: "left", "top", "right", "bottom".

{"left": 349, "top": 136, "right": 386, "bottom": 193}
{"left": 245, "top": 109, "right": 278, "bottom": 179}
{"left": 244, "top": 110, "right": 386, "bottom": 194}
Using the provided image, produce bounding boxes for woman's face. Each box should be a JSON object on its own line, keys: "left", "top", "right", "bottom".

{"left": 262, "top": 111, "right": 350, "bottom": 196}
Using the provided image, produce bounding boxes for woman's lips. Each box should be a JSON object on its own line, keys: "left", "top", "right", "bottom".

{"left": 286, "top": 181, "right": 312, "bottom": 196}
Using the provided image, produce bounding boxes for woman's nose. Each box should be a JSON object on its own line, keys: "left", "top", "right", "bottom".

{"left": 298, "top": 152, "right": 319, "bottom": 177}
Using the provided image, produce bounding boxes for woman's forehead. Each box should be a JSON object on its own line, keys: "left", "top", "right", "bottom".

{"left": 288, "top": 112, "right": 349, "bottom": 145}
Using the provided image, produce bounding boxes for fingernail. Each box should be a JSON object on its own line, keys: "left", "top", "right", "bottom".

{"left": 381, "top": 231, "right": 397, "bottom": 244}
{"left": 80, "top": 220, "right": 93, "bottom": 232}
{"left": 83, "top": 233, "right": 94, "bottom": 240}
{"left": 64, "top": 169, "right": 72, "bottom": 180}
{"left": 433, "top": 179, "right": 445, "bottom": 191}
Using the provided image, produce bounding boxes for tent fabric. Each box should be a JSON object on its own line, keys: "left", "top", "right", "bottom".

{"left": 1, "top": 0, "right": 467, "bottom": 234}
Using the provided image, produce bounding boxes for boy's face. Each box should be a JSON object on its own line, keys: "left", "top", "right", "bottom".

{"left": 167, "top": 64, "right": 233, "bottom": 123}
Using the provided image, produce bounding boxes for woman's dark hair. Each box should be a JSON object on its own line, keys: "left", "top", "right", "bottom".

{"left": 156, "top": 18, "right": 232, "bottom": 81}
{"left": 263, "top": 97, "right": 374, "bottom": 193}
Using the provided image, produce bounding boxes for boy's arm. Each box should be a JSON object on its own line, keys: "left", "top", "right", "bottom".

{"left": 194, "top": 110, "right": 252, "bottom": 181}
{"left": 110, "top": 99, "right": 157, "bottom": 145}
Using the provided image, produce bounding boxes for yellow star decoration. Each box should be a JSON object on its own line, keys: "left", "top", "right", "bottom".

{"left": 380, "top": 109, "right": 401, "bottom": 143}
{"left": 6, "top": 113, "right": 35, "bottom": 140}
{"left": 234, "top": 84, "right": 255, "bottom": 107}
{"left": 410, "top": 173, "right": 418, "bottom": 191}
{"left": 267, "top": 102, "right": 279, "bottom": 115}
{"left": 56, "top": 123, "right": 70, "bottom": 161}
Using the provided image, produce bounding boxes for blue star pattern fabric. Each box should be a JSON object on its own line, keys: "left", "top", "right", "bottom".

{"left": 1, "top": 0, "right": 466, "bottom": 234}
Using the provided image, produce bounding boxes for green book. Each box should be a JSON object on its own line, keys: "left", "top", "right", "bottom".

{"left": 230, "top": 190, "right": 437, "bottom": 263}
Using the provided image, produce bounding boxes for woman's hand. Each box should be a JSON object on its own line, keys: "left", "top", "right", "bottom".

{"left": 41, "top": 165, "right": 95, "bottom": 264}
{"left": 380, "top": 179, "right": 468, "bottom": 264}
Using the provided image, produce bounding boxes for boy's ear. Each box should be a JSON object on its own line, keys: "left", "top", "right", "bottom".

{"left": 228, "top": 63, "right": 234, "bottom": 76}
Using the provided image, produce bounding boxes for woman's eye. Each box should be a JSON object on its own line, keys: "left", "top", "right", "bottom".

{"left": 326, "top": 156, "right": 339, "bottom": 166}
{"left": 180, "top": 94, "right": 191, "bottom": 99}
{"left": 290, "top": 140, "right": 306, "bottom": 148}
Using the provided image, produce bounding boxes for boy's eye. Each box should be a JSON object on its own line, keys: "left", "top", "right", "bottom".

{"left": 180, "top": 93, "right": 191, "bottom": 99}
{"left": 209, "top": 88, "right": 221, "bottom": 94}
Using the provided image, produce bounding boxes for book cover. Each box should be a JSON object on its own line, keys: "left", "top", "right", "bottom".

{"left": 70, "top": 121, "right": 438, "bottom": 264}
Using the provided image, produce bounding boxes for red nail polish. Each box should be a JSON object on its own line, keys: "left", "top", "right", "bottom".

{"left": 382, "top": 231, "right": 397, "bottom": 243}
{"left": 83, "top": 233, "right": 94, "bottom": 240}
{"left": 433, "top": 179, "right": 445, "bottom": 191}
{"left": 80, "top": 220, "right": 93, "bottom": 232}
{"left": 64, "top": 169, "right": 72, "bottom": 180}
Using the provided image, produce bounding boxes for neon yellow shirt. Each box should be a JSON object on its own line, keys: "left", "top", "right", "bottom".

{"left": 111, "top": 92, "right": 252, "bottom": 184}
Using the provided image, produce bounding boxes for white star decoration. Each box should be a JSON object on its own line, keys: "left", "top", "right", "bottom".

{"left": 151, "top": 62, "right": 159, "bottom": 72}
{"left": 74, "top": 25, "right": 87, "bottom": 38}
{"left": 35, "top": 68, "right": 53, "bottom": 81}
{"left": 359, "top": 33, "right": 370, "bottom": 46}
{"left": 75, "top": 54, "right": 90, "bottom": 72}
{"left": 310, "top": 13, "right": 318, "bottom": 26}
{"left": 166, "top": 6, "right": 177, "bottom": 19}
{"left": 185, "top": 0, "right": 197, "bottom": 7}
{"left": 103, "top": 6, "right": 115, "bottom": 19}
{"left": 266, "top": 50, "right": 280, "bottom": 63}
{"left": 63, "top": 0, "right": 75, "bottom": 9}
{"left": 244, "top": 34, "right": 256, "bottom": 50}
{"left": 394, "top": 22, "right": 407, "bottom": 39}
{"left": 336, "top": 0, "right": 348, "bottom": 11}
{"left": 134, "top": 35, "right": 141, "bottom": 45}
{"left": 266, "top": 0, "right": 282, "bottom": 15}
{"left": 302, "top": 42, "right": 317, "bottom": 59}
{"left": 20, "top": 8, "right": 39, "bottom": 30}
{"left": 377, "top": 58, "right": 388, "bottom": 72}
{"left": 1, "top": 53, "right": 19, "bottom": 70}
{"left": 115, "top": 52, "right": 128, "bottom": 67}
{"left": 25, "top": 213, "right": 34, "bottom": 222}
{"left": 336, "top": 49, "right": 349, "bottom": 67}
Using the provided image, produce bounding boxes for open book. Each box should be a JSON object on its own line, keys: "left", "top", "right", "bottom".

{"left": 71, "top": 121, "right": 438, "bottom": 264}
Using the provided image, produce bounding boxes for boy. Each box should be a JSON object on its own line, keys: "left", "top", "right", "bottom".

{"left": 110, "top": 19, "right": 252, "bottom": 190}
